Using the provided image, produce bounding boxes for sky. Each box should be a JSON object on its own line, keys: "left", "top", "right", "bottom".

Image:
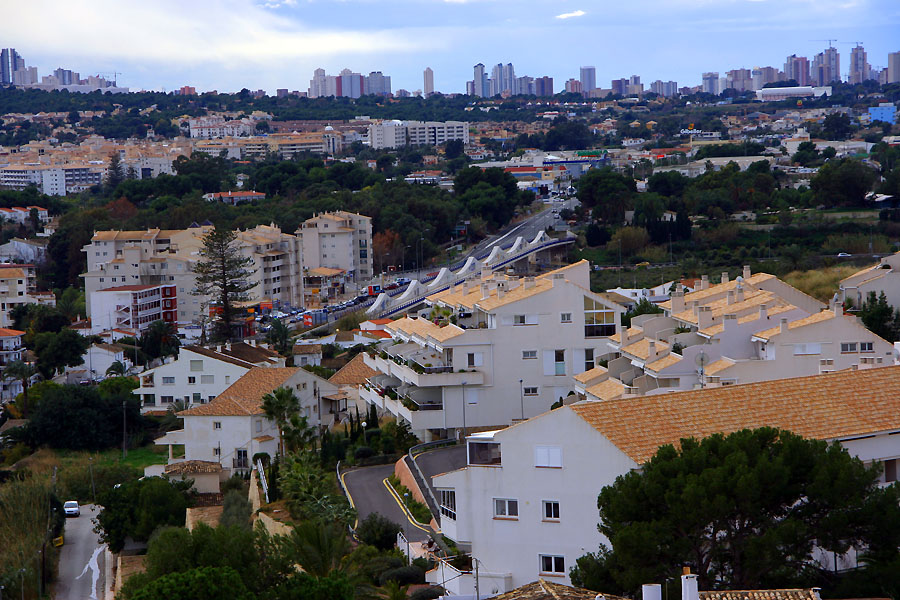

{"left": 5, "top": 0, "right": 900, "bottom": 95}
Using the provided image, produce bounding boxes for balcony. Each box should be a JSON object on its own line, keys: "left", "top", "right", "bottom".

{"left": 365, "top": 350, "right": 483, "bottom": 388}
{"left": 360, "top": 379, "right": 448, "bottom": 431}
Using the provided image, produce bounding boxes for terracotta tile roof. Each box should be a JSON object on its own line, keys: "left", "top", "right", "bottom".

{"left": 620, "top": 338, "right": 669, "bottom": 361}
{"left": 704, "top": 357, "right": 736, "bottom": 375}
{"left": 585, "top": 378, "right": 626, "bottom": 401}
{"left": 182, "top": 345, "right": 256, "bottom": 368}
{"left": 645, "top": 352, "right": 683, "bottom": 372}
{"left": 491, "top": 580, "right": 627, "bottom": 600}
{"left": 0, "top": 267, "right": 25, "bottom": 278}
{"left": 597, "top": 291, "right": 633, "bottom": 308}
{"left": 574, "top": 365, "right": 608, "bottom": 384}
{"left": 699, "top": 590, "right": 821, "bottom": 600}
{"left": 221, "top": 342, "right": 281, "bottom": 364}
{"left": 293, "top": 344, "right": 322, "bottom": 355}
{"left": 609, "top": 326, "right": 641, "bottom": 344}
{"left": 571, "top": 365, "right": 900, "bottom": 464}
{"left": 367, "top": 319, "right": 393, "bottom": 325}
{"left": 659, "top": 273, "right": 776, "bottom": 310}
{"left": 164, "top": 460, "right": 223, "bottom": 475}
{"left": 329, "top": 353, "right": 377, "bottom": 385}
{"left": 254, "top": 435, "right": 275, "bottom": 442}
{"left": 308, "top": 266, "right": 345, "bottom": 277}
{"left": 385, "top": 317, "right": 464, "bottom": 343}
{"left": 0, "top": 328, "right": 25, "bottom": 337}
{"left": 672, "top": 290, "right": 781, "bottom": 324}
{"left": 698, "top": 304, "right": 796, "bottom": 337}
{"left": 179, "top": 367, "right": 299, "bottom": 417}
{"left": 752, "top": 311, "right": 837, "bottom": 341}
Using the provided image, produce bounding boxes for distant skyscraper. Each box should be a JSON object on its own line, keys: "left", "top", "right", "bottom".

{"left": 701, "top": 72, "right": 720, "bottom": 95}
{"left": 364, "top": 71, "right": 391, "bottom": 96}
{"left": 611, "top": 78, "right": 628, "bottom": 95}
{"left": 53, "top": 68, "right": 79, "bottom": 85}
{"left": 580, "top": 66, "right": 596, "bottom": 93}
{"left": 1, "top": 48, "right": 24, "bottom": 85}
{"left": 784, "top": 54, "right": 810, "bottom": 86}
{"left": 516, "top": 76, "right": 535, "bottom": 96}
{"left": 887, "top": 51, "right": 900, "bottom": 84}
{"left": 812, "top": 46, "right": 840, "bottom": 85}
{"left": 849, "top": 45, "right": 870, "bottom": 84}
{"left": 535, "top": 76, "right": 554, "bottom": 97}
{"left": 424, "top": 67, "right": 434, "bottom": 97}
{"left": 473, "top": 63, "right": 486, "bottom": 97}
{"left": 650, "top": 80, "right": 678, "bottom": 97}
{"left": 564, "top": 78, "right": 582, "bottom": 94}
{"left": 751, "top": 67, "right": 781, "bottom": 90}
{"left": 725, "top": 68, "right": 753, "bottom": 92}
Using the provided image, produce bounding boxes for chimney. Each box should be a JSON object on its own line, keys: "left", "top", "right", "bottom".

{"left": 721, "top": 271, "right": 729, "bottom": 284}
{"left": 759, "top": 304, "right": 768, "bottom": 320}
{"left": 735, "top": 284, "right": 744, "bottom": 303}
{"left": 671, "top": 290, "right": 685, "bottom": 314}
{"left": 832, "top": 294, "right": 842, "bottom": 316}
{"left": 743, "top": 265, "right": 751, "bottom": 280}
{"left": 620, "top": 326, "right": 630, "bottom": 346}
{"left": 726, "top": 290, "right": 735, "bottom": 305}
{"left": 700, "top": 274, "right": 709, "bottom": 290}
{"left": 497, "top": 286, "right": 506, "bottom": 299}
{"left": 681, "top": 569, "right": 699, "bottom": 600}
{"left": 480, "top": 264, "right": 491, "bottom": 280}
{"left": 697, "top": 306, "right": 713, "bottom": 329}
{"left": 780, "top": 317, "right": 788, "bottom": 334}
{"left": 481, "top": 283, "right": 489, "bottom": 300}
{"left": 724, "top": 313, "right": 737, "bottom": 331}
{"left": 217, "top": 345, "right": 223, "bottom": 352}
{"left": 225, "top": 342, "right": 232, "bottom": 351}
{"left": 523, "top": 276, "right": 535, "bottom": 290}
{"left": 643, "top": 585, "right": 662, "bottom": 600}
{"left": 648, "top": 340, "right": 657, "bottom": 361}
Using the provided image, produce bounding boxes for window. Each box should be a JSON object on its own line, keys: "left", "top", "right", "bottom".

{"left": 213, "top": 421, "right": 222, "bottom": 429}
{"left": 493, "top": 498, "right": 518, "bottom": 518}
{"left": 543, "top": 501, "right": 560, "bottom": 520}
{"left": 162, "top": 376, "right": 175, "bottom": 385}
{"left": 514, "top": 314, "right": 526, "bottom": 325}
{"left": 860, "top": 342, "right": 874, "bottom": 352}
{"left": 840, "top": 342, "right": 858, "bottom": 353}
{"left": 524, "top": 386, "right": 538, "bottom": 395}
{"left": 190, "top": 360, "right": 203, "bottom": 371}
{"left": 193, "top": 393, "right": 201, "bottom": 402}
{"left": 560, "top": 313, "right": 572, "bottom": 323}
{"left": 554, "top": 349, "right": 565, "bottom": 376}
{"left": 161, "top": 396, "right": 174, "bottom": 404}
{"left": 439, "top": 489, "right": 457, "bottom": 520}
{"left": 793, "top": 343, "right": 821, "bottom": 355}
{"left": 467, "top": 352, "right": 483, "bottom": 367}
{"left": 584, "top": 296, "right": 616, "bottom": 337}
{"left": 522, "top": 350, "right": 537, "bottom": 360}
{"left": 535, "top": 445, "right": 563, "bottom": 468}
{"left": 256, "top": 420, "right": 263, "bottom": 433}
{"left": 213, "top": 447, "right": 220, "bottom": 456}
{"left": 201, "top": 375, "right": 214, "bottom": 384}
{"left": 468, "top": 441, "right": 501, "bottom": 465}
{"left": 188, "top": 376, "right": 196, "bottom": 384}
{"left": 225, "top": 375, "right": 230, "bottom": 384}
{"left": 540, "top": 555, "right": 565, "bottom": 574}
{"left": 584, "top": 348, "right": 595, "bottom": 372}
{"left": 886, "top": 459, "right": 898, "bottom": 483}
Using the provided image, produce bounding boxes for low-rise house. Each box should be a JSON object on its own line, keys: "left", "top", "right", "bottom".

{"left": 840, "top": 250, "right": 900, "bottom": 309}
{"left": 293, "top": 343, "right": 322, "bottom": 367}
{"left": 329, "top": 353, "right": 378, "bottom": 414}
{"left": 434, "top": 366, "right": 900, "bottom": 592}
{"left": 75, "top": 343, "right": 130, "bottom": 379}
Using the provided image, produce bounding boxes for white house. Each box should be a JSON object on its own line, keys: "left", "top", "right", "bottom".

{"left": 362, "top": 261, "right": 624, "bottom": 439}
{"left": 134, "top": 342, "right": 284, "bottom": 413}
{"left": 293, "top": 343, "right": 323, "bottom": 367}
{"left": 154, "top": 366, "right": 340, "bottom": 474}
{"left": 840, "top": 251, "right": 900, "bottom": 309}
{"left": 75, "top": 343, "right": 130, "bottom": 380}
{"left": 432, "top": 365, "right": 900, "bottom": 594}
{"left": 0, "top": 327, "right": 26, "bottom": 403}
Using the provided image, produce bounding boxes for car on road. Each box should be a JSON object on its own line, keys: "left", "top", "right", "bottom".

{"left": 64, "top": 500, "right": 80, "bottom": 517}
{"left": 396, "top": 277, "right": 411, "bottom": 285}
{"left": 635, "top": 261, "right": 651, "bottom": 268}
{"left": 836, "top": 252, "right": 852, "bottom": 257}
{"left": 385, "top": 282, "right": 399, "bottom": 290}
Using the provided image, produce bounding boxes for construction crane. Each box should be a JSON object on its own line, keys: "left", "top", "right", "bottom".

{"left": 95, "top": 71, "right": 122, "bottom": 86}
{"left": 810, "top": 39, "right": 838, "bottom": 48}
{"left": 841, "top": 41, "right": 865, "bottom": 48}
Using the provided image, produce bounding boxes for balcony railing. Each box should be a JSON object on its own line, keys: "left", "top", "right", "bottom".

{"left": 233, "top": 457, "right": 250, "bottom": 470}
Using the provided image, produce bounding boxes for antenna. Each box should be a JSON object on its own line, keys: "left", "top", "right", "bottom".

{"left": 695, "top": 350, "right": 709, "bottom": 387}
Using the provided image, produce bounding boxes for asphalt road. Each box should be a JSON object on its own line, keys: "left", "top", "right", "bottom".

{"left": 56, "top": 504, "right": 106, "bottom": 600}
{"left": 342, "top": 464, "right": 430, "bottom": 543}
{"left": 414, "top": 446, "right": 467, "bottom": 499}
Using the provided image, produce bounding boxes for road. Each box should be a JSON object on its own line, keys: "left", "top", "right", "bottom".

{"left": 342, "top": 464, "right": 431, "bottom": 543}
{"left": 413, "top": 446, "right": 467, "bottom": 502}
{"left": 56, "top": 504, "right": 106, "bottom": 600}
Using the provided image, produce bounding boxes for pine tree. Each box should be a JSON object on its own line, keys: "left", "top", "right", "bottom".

{"left": 191, "top": 228, "right": 255, "bottom": 341}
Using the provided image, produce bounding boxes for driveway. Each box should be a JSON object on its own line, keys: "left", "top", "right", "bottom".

{"left": 56, "top": 504, "right": 106, "bottom": 600}
{"left": 342, "top": 464, "right": 430, "bottom": 543}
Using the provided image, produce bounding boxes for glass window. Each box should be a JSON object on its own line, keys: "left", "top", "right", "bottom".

{"left": 493, "top": 498, "right": 518, "bottom": 518}
{"left": 522, "top": 350, "right": 537, "bottom": 360}
{"left": 514, "top": 314, "right": 526, "bottom": 325}
{"left": 524, "top": 386, "right": 538, "bottom": 395}
{"left": 439, "top": 489, "right": 457, "bottom": 520}
{"left": 188, "top": 376, "right": 196, "bottom": 384}
{"left": 543, "top": 501, "right": 560, "bottom": 520}
{"left": 554, "top": 349, "right": 565, "bottom": 376}
{"left": 213, "top": 421, "right": 222, "bottom": 429}
{"left": 190, "top": 360, "right": 203, "bottom": 371}
{"left": 540, "top": 555, "right": 565, "bottom": 574}
{"left": 584, "top": 296, "right": 616, "bottom": 337}
{"left": 860, "top": 342, "right": 874, "bottom": 352}
{"left": 468, "top": 441, "right": 501, "bottom": 465}
{"left": 162, "top": 376, "right": 175, "bottom": 385}
{"left": 561, "top": 313, "right": 572, "bottom": 323}
{"left": 585, "top": 348, "right": 595, "bottom": 372}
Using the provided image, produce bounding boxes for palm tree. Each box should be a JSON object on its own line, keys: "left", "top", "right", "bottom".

{"left": 266, "top": 319, "right": 294, "bottom": 357}
{"left": 288, "top": 520, "right": 350, "bottom": 578}
{"left": 380, "top": 581, "right": 410, "bottom": 600}
{"left": 283, "top": 413, "right": 316, "bottom": 454}
{"left": 3, "top": 360, "right": 38, "bottom": 415}
{"left": 142, "top": 319, "right": 180, "bottom": 360}
{"left": 105, "top": 360, "right": 127, "bottom": 377}
{"left": 261, "top": 386, "right": 300, "bottom": 457}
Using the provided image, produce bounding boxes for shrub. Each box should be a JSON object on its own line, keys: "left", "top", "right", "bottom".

{"left": 354, "top": 446, "right": 375, "bottom": 460}
{"left": 410, "top": 586, "right": 445, "bottom": 600}
{"left": 357, "top": 513, "right": 401, "bottom": 551}
{"left": 220, "top": 474, "right": 248, "bottom": 496}
{"left": 58, "top": 461, "right": 142, "bottom": 502}
{"left": 379, "top": 565, "right": 425, "bottom": 586}
{"left": 220, "top": 490, "right": 252, "bottom": 530}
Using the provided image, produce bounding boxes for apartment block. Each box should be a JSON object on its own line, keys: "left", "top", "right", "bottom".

{"left": 367, "top": 120, "right": 469, "bottom": 150}
{"left": 0, "top": 264, "right": 55, "bottom": 328}
{"left": 88, "top": 283, "right": 177, "bottom": 333}
{"left": 298, "top": 211, "right": 373, "bottom": 282}
{"left": 360, "top": 261, "right": 624, "bottom": 439}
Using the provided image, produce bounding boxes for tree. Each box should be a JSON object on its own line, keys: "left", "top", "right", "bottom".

{"left": 857, "top": 291, "right": 898, "bottom": 342}
{"left": 95, "top": 477, "right": 194, "bottom": 552}
{"left": 576, "top": 428, "right": 900, "bottom": 592}
{"left": 621, "top": 298, "right": 664, "bottom": 327}
{"left": 219, "top": 490, "right": 253, "bottom": 530}
{"left": 3, "top": 360, "right": 38, "bottom": 412}
{"left": 577, "top": 168, "right": 636, "bottom": 223}
{"left": 262, "top": 386, "right": 300, "bottom": 457}
{"left": 444, "top": 139, "right": 464, "bottom": 159}
{"left": 356, "top": 513, "right": 402, "bottom": 551}
{"left": 823, "top": 112, "right": 853, "bottom": 140}
{"left": 129, "top": 566, "right": 254, "bottom": 600}
{"left": 191, "top": 228, "right": 255, "bottom": 341}
{"left": 106, "top": 360, "right": 127, "bottom": 377}
{"left": 811, "top": 158, "right": 877, "bottom": 207}
{"left": 106, "top": 152, "right": 125, "bottom": 195}
{"left": 33, "top": 329, "right": 91, "bottom": 378}
{"left": 287, "top": 520, "right": 352, "bottom": 578}
{"left": 266, "top": 319, "right": 294, "bottom": 357}
{"left": 55, "top": 287, "right": 86, "bottom": 321}
{"left": 140, "top": 319, "right": 180, "bottom": 360}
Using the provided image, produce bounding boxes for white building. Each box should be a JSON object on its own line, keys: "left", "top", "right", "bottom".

{"left": 368, "top": 120, "right": 469, "bottom": 150}
{"left": 0, "top": 327, "right": 26, "bottom": 403}
{"left": 75, "top": 343, "right": 130, "bottom": 381}
{"left": 88, "top": 283, "right": 177, "bottom": 334}
{"left": 840, "top": 251, "right": 900, "bottom": 310}
{"left": 0, "top": 264, "right": 55, "bottom": 328}
{"left": 433, "top": 365, "right": 900, "bottom": 593}
{"left": 0, "top": 238, "right": 48, "bottom": 263}
{"left": 134, "top": 342, "right": 284, "bottom": 413}
{"left": 154, "top": 366, "right": 339, "bottom": 472}
{"left": 361, "top": 261, "right": 624, "bottom": 439}
{"left": 298, "top": 211, "right": 373, "bottom": 284}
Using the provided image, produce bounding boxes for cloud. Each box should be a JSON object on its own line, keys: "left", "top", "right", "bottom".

{"left": 555, "top": 9, "right": 585, "bottom": 19}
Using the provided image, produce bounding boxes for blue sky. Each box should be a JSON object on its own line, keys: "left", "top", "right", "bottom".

{"left": 6, "top": 0, "right": 900, "bottom": 94}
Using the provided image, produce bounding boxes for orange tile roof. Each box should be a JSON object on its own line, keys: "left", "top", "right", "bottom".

{"left": 645, "top": 352, "right": 683, "bottom": 372}
{"left": 385, "top": 317, "right": 465, "bottom": 343}
{"left": 659, "top": 273, "right": 776, "bottom": 310}
{"left": 584, "top": 378, "right": 626, "bottom": 401}
{"left": 0, "top": 328, "right": 25, "bottom": 337}
{"left": 179, "top": 367, "right": 299, "bottom": 417}
{"left": 752, "top": 311, "right": 837, "bottom": 341}
{"left": 703, "top": 357, "right": 736, "bottom": 375}
{"left": 620, "top": 338, "right": 669, "bottom": 361}
{"left": 698, "top": 304, "right": 796, "bottom": 337}
{"left": 571, "top": 365, "right": 900, "bottom": 464}
{"left": 574, "top": 365, "right": 608, "bottom": 385}
{"left": 329, "top": 353, "right": 377, "bottom": 385}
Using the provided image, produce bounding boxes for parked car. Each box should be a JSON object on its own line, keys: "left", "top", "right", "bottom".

{"left": 63, "top": 500, "right": 80, "bottom": 517}
{"left": 385, "top": 283, "right": 399, "bottom": 290}
{"left": 836, "top": 252, "right": 852, "bottom": 257}
{"left": 396, "top": 277, "right": 411, "bottom": 285}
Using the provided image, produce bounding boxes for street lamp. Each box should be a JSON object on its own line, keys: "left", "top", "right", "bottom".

{"left": 460, "top": 381, "right": 468, "bottom": 439}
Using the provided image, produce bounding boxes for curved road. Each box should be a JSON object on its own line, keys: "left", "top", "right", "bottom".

{"left": 56, "top": 504, "right": 106, "bottom": 600}
{"left": 414, "top": 446, "right": 467, "bottom": 499}
{"left": 342, "top": 464, "right": 430, "bottom": 543}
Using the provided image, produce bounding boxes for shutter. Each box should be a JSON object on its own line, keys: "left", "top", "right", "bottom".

{"left": 467, "top": 389, "right": 479, "bottom": 405}
{"left": 473, "top": 352, "right": 484, "bottom": 367}
{"left": 535, "top": 446, "right": 549, "bottom": 466}
{"left": 543, "top": 350, "right": 555, "bottom": 376}
{"left": 500, "top": 315, "right": 514, "bottom": 326}
{"left": 549, "top": 446, "right": 563, "bottom": 467}
{"left": 526, "top": 314, "right": 539, "bottom": 325}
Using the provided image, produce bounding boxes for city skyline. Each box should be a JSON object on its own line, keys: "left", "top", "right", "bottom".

{"left": 3, "top": 0, "right": 899, "bottom": 94}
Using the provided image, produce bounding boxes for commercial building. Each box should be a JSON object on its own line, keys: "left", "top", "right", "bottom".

{"left": 564, "top": 79, "right": 582, "bottom": 94}
{"left": 473, "top": 64, "right": 487, "bottom": 98}
{"left": 297, "top": 211, "right": 373, "bottom": 283}
{"left": 650, "top": 80, "right": 678, "bottom": 97}
{"left": 534, "top": 76, "right": 553, "bottom": 97}
{"left": 868, "top": 102, "right": 897, "bottom": 125}
{"left": 755, "top": 86, "right": 831, "bottom": 101}
{"left": 849, "top": 45, "right": 871, "bottom": 84}
{"left": 889, "top": 51, "right": 900, "bottom": 84}
{"left": 360, "top": 261, "right": 624, "bottom": 439}
{"left": 0, "top": 48, "right": 25, "bottom": 85}
{"left": 701, "top": 72, "right": 719, "bottom": 95}
{"left": 367, "top": 120, "right": 469, "bottom": 150}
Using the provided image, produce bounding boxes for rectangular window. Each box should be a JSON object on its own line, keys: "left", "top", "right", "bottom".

{"left": 561, "top": 313, "right": 572, "bottom": 323}
{"left": 162, "top": 376, "right": 175, "bottom": 385}
{"left": 201, "top": 375, "right": 214, "bottom": 384}
{"left": 514, "top": 314, "right": 526, "bottom": 325}
{"left": 213, "top": 447, "right": 220, "bottom": 456}
{"left": 161, "top": 396, "right": 174, "bottom": 404}
{"left": 840, "top": 342, "right": 858, "bottom": 353}
{"left": 554, "top": 349, "right": 565, "bottom": 376}
{"left": 886, "top": 459, "right": 898, "bottom": 483}
{"left": 793, "top": 343, "right": 821, "bottom": 355}
{"left": 522, "top": 350, "right": 537, "bottom": 360}
{"left": 214, "top": 421, "right": 222, "bottom": 429}
{"left": 493, "top": 498, "right": 519, "bottom": 518}
{"left": 584, "top": 296, "right": 616, "bottom": 337}
{"left": 585, "top": 348, "right": 595, "bottom": 372}
{"left": 524, "top": 386, "right": 538, "bottom": 395}
{"left": 193, "top": 392, "right": 201, "bottom": 402}
{"left": 256, "top": 420, "right": 263, "bottom": 433}
{"left": 860, "top": 342, "right": 874, "bottom": 352}
{"left": 468, "top": 441, "right": 501, "bottom": 465}
{"left": 540, "top": 555, "right": 565, "bottom": 574}
{"left": 188, "top": 376, "right": 196, "bottom": 384}
{"left": 439, "top": 489, "right": 457, "bottom": 521}
{"left": 543, "top": 500, "right": 560, "bottom": 520}
{"left": 467, "top": 352, "right": 483, "bottom": 367}
{"left": 535, "top": 445, "right": 563, "bottom": 468}
{"left": 190, "top": 359, "right": 203, "bottom": 371}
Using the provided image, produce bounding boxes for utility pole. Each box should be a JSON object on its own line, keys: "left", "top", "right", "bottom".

{"left": 475, "top": 558, "right": 480, "bottom": 600}
{"left": 88, "top": 456, "right": 96, "bottom": 502}
{"left": 519, "top": 379, "right": 524, "bottom": 421}
{"left": 122, "top": 400, "right": 128, "bottom": 458}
